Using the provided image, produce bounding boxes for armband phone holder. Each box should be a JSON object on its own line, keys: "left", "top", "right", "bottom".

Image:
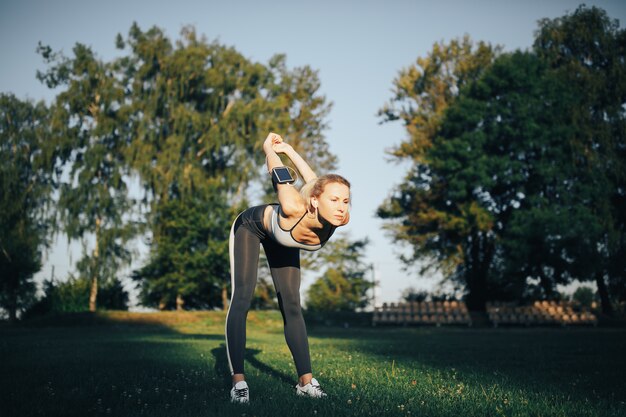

{"left": 271, "top": 166, "right": 296, "bottom": 185}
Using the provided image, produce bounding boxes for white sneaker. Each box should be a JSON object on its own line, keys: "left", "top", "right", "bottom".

{"left": 295, "top": 378, "right": 327, "bottom": 398}
{"left": 230, "top": 381, "right": 249, "bottom": 404}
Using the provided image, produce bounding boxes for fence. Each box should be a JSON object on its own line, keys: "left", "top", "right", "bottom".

{"left": 487, "top": 300, "right": 598, "bottom": 327}
{"left": 372, "top": 301, "right": 472, "bottom": 326}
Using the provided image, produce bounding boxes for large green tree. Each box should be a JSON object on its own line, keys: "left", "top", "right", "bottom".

{"left": 532, "top": 5, "right": 626, "bottom": 314}
{"left": 39, "top": 23, "right": 337, "bottom": 310}
{"left": 378, "top": 7, "right": 626, "bottom": 313}
{"left": 377, "top": 37, "right": 499, "bottom": 308}
{"left": 37, "top": 42, "right": 139, "bottom": 312}
{"left": 0, "top": 94, "right": 54, "bottom": 321}
{"left": 425, "top": 51, "right": 588, "bottom": 307}
{"left": 116, "top": 24, "right": 336, "bottom": 309}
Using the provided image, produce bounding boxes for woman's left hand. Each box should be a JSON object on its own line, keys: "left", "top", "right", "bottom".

{"left": 272, "top": 141, "right": 293, "bottom": 154}
{"left": 264, "top": 132, "right": 283, "bottom": 151}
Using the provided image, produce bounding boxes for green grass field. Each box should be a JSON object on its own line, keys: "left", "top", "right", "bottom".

{"left": 1, "top": 311, "right": 625, "bottom": 417}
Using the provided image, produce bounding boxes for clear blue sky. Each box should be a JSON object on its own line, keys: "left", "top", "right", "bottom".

{"left": 2, "top": 0, "right": 625, "bottom": 306}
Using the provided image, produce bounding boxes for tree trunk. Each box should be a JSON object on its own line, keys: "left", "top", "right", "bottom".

{"left": 89, "top": 218, "right": 101, "bottom": 312}
{"left": 176, "top": 293, "right": 185, "bottom": 311}
{"left": 595, "top": 271, "right": 614, "bottom": 317}
{"left": 465, "top": 268, "right": 487, "bottom": 311}
{"left": 464, "top": 232, "right": 491, "bottom": 311}
{"left": 89, "top": 275, "right": 98, "bottom": 312}
{"left": 222, "top": 285, "right": 229, "bottom": 311}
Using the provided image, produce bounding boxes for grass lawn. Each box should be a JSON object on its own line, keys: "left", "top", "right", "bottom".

{"left": 1, "top": 310, "right": 625, "bottom": 417}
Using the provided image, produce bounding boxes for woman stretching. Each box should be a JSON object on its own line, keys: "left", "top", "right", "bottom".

{"left": 225, "top": 132, "right": 351, "bottom": 403}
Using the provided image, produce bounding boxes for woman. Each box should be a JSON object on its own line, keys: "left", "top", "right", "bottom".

{"left": 225, "top": 132, "right": 351, "bottom": 404}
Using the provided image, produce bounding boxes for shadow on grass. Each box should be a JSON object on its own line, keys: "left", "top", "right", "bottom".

{"left": 4, "top": 311, "right": 625, "bottom": 416}
{"left": 211, "top": 344, "right": 232, "bottom": 387}
{"left": 245, "top": 347, "right": 293, "bottom": 385}
{"left": 0, "top": 311, "right": 305, "bottom": 417}
{"left": 307, "top": 325, "right": 626, "bottom": 403}
{"left": 2, "top": 312, "right": 255, "bottom": 414}
{"left": 211, "top": 344, "right": 293, "bottom": 387}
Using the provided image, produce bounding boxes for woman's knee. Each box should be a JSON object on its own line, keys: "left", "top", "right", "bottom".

{"left": 230, "top": 286, "right": 255, "bottom": 312}
{"left": 278, "top": 292, "right": 303, "bottom": 318}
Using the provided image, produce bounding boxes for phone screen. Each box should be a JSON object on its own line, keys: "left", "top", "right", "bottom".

{"left": 274, "top": 167, "right": 294, "bottom": 183}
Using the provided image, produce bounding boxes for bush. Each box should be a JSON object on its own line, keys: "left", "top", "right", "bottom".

{"left": 303, "top": 310, "right": 373, "bottom": 327}
{"left": 573, "top": 286, "right": 596, "bottom": 308}
{"left": 402, "top": 287, "right": 428, "bottom": 302}
{"left": 25, "top": 276, "right": 128, "bottom": 317}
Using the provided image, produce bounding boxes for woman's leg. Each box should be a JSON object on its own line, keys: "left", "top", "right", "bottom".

{"left": 262, "top": 239, "right": 312, "bottom": 379}
{"left": 225, "top": 215, "right": 261, "bottom": 381}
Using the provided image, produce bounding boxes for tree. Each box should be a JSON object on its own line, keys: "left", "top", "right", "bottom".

{"left": 378, "top": 8, "right": 626, "bottom": 312}
{"left": 39, "top": 23, "right": 337, "bottom": 310}
{"left": 381, "top": 48, "right": 614, "bottom": 310}
{"left": 115, "top": 24, "right": 336, "bottom": 309}
{"left": 428, "top": 50, "right": 592, "bottom": 307}
{"left": 377, "top": 37, "right": 499, "bottom": 309}
{"left": 132, "top": 193, "right": 230, "bottom": 310}
{"left": 0, "top": 94, "right": 54, "bottom": 321}
{"left": 117, "top": 24, "right": 269, "bottom": 309}
{"left": 306, "top": 236, "right": 372, "bottom": 312}
{"left": 532, "top": 5, "right": 626, "bottom": 314}
{"left": 37, "top": 43, "right": 139, "bottom": 312}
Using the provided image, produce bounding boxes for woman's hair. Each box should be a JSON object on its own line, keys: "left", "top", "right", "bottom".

{"left": 300, "top": 174, "right": 351, "bottom": 210}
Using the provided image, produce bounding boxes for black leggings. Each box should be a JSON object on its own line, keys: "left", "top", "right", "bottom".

{"left": 225, "top": 205, "right": 312, "bottom": 377}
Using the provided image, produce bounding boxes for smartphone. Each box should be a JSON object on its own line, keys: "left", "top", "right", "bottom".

{"left": 271, "top": 167, "right": 295, "bottom": 184}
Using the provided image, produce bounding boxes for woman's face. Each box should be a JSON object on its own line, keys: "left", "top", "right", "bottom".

{"left": 313, "top": 182, "right": 351, "bottom": 226}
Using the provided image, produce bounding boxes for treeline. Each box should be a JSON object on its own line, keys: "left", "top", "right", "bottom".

{"left": 2, "top": 6, "right": 625, "bottom": 320}
{"left": 378, "top": 6, "right": 626, "bottom": 314}
{"left": 0, "top": 23, "right": 374, "bottom": 320}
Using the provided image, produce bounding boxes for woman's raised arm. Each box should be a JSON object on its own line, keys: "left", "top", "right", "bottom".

{"left": 263, "top": 133, "right": 306, "bottom": 215}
